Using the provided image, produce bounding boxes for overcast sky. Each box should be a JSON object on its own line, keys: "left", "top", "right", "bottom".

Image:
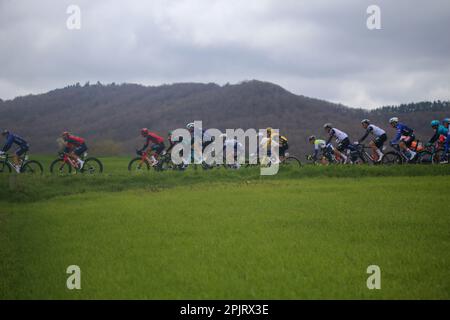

{"left": 0, "top": 0, "right": 449, "bottom": 108}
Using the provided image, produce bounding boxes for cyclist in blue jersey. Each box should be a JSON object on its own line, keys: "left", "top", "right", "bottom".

{"left": 441, "top": 118, "right": 450, "bottom": 164}
{"left": 0, "top": 129, "right": 30, "bottom": 172}
{"left": 389, "top": 117, "right": 416, "bottom": 160}
{"left": 427, "top": 120, "right": 448, "bottom": 147}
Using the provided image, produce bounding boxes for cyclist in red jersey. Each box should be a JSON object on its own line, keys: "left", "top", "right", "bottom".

{"left": 139, "top": 128, "right": 165, "bottom": 166}
{"left": 62, "top": 131, "right": 88, "bottom": 169}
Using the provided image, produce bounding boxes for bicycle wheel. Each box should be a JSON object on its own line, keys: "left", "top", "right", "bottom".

{"left": 434, "top": 149, "right": 448, "bottom": 164}
{"left": 381, "top": 152, "right": 403, "bottom": 165}
{"left": 82, "top": 158, "right": 103, "bottom": 174}
{"left": 21, "top": 160, "right": 44, "bottom": 174}
{"left": 282, "top": 156, "right": 302, "bottom": 167}
{"left": 50, "top": 159, "right": 72, "bottom": 174}
{"left": 417, "top": 151, "right": 434, "bottom": 165}
{"left": 128, "top": 157, "right": 150, "bottom": 172}
{"left": 0, "top": 160, "right": 12, "bottom": 174}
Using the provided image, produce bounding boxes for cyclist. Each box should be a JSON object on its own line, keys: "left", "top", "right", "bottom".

{"left": 62, "top": 131, "right": 87, "bottom": 169}
{"left": 166, "top": 131, "right": 178, "bottom": 154}
{"left": 139, "top": 128, "right": 165, "bottom": 166}
{"left": 222, "top": 134, "right": 244, "bottom": 169}
{"left": 187, "top": 122, "right": 213, "bottom": 162}
{"left": 278, "top": 135, "right": 289, "bottom": 160}
{"left": 441, "top": 118, "right": 450, "bottom": 164}
{"left": 0, "top": 130, "right": 29, "bottom": 173}
{"left": 358, "top": 119, "right": 386, "bottom": 162}
{"left": 324, "top": 123, "right": 353, "bottom": 163}
{"left": 308, "top": 135, "right": 337, "bottom": 164}
{"left": 389, "top": 117, "right": 416, "bottom": 160}
{"left": 427, "top": 120, "right": 448, "bottom": 148}
{"left": 261, "top": 127, "right": 288, "bottom": 159}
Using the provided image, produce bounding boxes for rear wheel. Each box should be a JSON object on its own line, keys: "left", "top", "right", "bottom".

{"left": 128, "top": 157, "right": 150, "bottom": 172}
{"left": 381, "top": 152, "right": 403, "bottom": 165}
{"left": 82, "top": 158, "right": 103, "bottom": 174}
{"left": 0, "top": 161, "right": 12, "bottom": 174}
{"left": 50, "top": 159, "right": 72, "bottom": 174}
{"left": 281, "top": 156, "right": 302, "bottom": 167}
{"left": 21, "top": 160, "right": 44, "bottom": 174}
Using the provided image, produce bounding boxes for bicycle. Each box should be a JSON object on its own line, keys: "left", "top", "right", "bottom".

{"left": 245, "top": 152, "right": 302, "bottom": 168}
{"left": 155, "top": 151, "right": 187, "bottom": 171}
{"left": 0, "top": 153, "right": 43, "bottom": 174}
{"left": 351, "top": 143, "right": 384, "bottom": 165}
{"left": 381, "top": 142, "right": 421, "bottom": 165}
{"left": 417, "top": 143, "right": 449, "bottom": 165}
{"left": 50, "top": 151, "right": 103, "bottom": 174}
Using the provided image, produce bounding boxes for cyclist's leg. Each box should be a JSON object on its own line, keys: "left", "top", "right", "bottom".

{"left": 400, "top": 135, "right": 415, "bottom": 159}
{"left": 74, "top": 144, "right": 88, "bottom": 167}
{"left": 442, "top": 133, "right": 450, "bottom": 163}
{"left": 337, "top": 140, "right": 349, "bottom": 163}
{"left": 14, "top": 145, "right": 28, "bottom": 167}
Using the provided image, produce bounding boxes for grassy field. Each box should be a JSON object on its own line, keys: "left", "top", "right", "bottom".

{"left": 0, "top": 156, "right": 449, "bottom": 299}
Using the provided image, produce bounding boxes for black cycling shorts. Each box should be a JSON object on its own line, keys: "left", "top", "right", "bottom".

{"left": 337, "top": 138, "right": 351, "bottom": 152}
{"left": 151, "top": 143, "right": 165, "bottom": 155}
{"left": 15, "top": 144, "right": 29, "bottom": 156}
{"left": 374, "top": 134, "right": 387, "bottom": 149}
{"left": 74, "top": 144, "right": 88, "bottom": 156}
{"left": 279, "top": 144, "right": 289, "bottom": 157}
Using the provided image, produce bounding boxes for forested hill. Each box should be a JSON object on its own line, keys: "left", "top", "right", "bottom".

{"left": 0, "top": 80, "right": 448, "bottom": 155}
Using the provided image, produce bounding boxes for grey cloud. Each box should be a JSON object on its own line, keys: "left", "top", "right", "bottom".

{"left": 0, "top": 0, "right": 449, "bottom": 108}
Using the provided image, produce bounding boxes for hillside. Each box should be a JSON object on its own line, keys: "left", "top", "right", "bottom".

{"left": 0, "top": 80, "right": 448, "bottom": 156}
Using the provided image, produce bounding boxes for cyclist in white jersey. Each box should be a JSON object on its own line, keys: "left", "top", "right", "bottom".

{"left": 358, "top": 119, "right": 387, "bottom": 162}
{"left": 323, "top": 123, "right": 353, "bottom": 163}
{"left": 222, "top": 134, "right": 244, "bottom": 169}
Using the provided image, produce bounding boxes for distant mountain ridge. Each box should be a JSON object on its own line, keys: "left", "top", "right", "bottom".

{"left": 0, "top": 80, "right": 448, "bottom": 155}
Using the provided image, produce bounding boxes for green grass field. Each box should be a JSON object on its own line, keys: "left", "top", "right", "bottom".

{"left": 1, "top": 156, "right": 449, "bottom": 299}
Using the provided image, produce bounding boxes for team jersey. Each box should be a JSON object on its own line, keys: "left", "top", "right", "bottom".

{"left": 192, "top": 129, "right": 212, "bottom": 144}
{"left": 145, "top": 132, "right": 164, "bottom": 144}
{"left": 224, "top": 139, "right": 244, "bottom": 152}
{"left": 368, "top": 124, "right": 386, "bottom": 137}
{"left": 142, "top": 132, "right": 164, "bottom": 151}
{"left": 279, "top": 135, "right": 288, "bottom": 146}
{"left": 2, "top": 133, "right": 28, "bottom": 152}
{"left": 359, "top": 124, "right": 386, "bottom": 143}
{"left": 327, "top": 128, "right": 348, "bottom": 144}
{"left": 429, "top": 125, "right": 449, "bottom": 144}
{"left": 391, "top": 123, "right": 414, "bottom": 144}
{"left": 65, "top": 135, "right": 85, "bottom": 148}
{"left": 314, "top": 139, "right": 327, "bottom": 151}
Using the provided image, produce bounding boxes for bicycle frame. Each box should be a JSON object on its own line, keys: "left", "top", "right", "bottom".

{"left": 60, "top": 152, "right": 81, "bottom": 170}
{"left": 0, "top": 153, "right": 26, "bottom": 169}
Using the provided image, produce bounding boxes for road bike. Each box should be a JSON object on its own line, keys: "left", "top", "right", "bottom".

{"left": 0, "top": 153, "right": 43, "bottom": 174}
{"left": 50, "top": 151, "right": 103, "bottom": 174}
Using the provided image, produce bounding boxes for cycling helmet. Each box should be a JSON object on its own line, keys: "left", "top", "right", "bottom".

{"left": 361, "top": 119, "right": 370, "bottom": 125}
{"left": 323, "top": 123, "right": 332, "bottom": 129}
{"left": 140, "top": 128, "right": 149, "bottom": 136}
{"left": 431, "top": 120, "right": 440, "bottom": 127}
{"left": 308, "top": 135, "right": 316, "bottom": 141}
{"left": 186, "top": 123, "right": 195, "bottom": 130}
{"left": 443, "top": 118, "right": 450, "bottom": 124}
{"left": 389, "top": 117, "right": 399, "bottom": 124}
{"left": 2, "top": 129, "right": 9, "bottom": 136}
{"left": 168, "top": 131, "right": 173, "bottom": 136}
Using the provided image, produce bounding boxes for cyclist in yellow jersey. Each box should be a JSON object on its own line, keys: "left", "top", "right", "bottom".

{"left": 263, "top": 127, "right": 289, "bottom": 160}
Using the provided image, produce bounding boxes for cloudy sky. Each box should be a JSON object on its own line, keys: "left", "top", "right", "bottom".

{"left": 0, "top": 0, "right": 449, "bottom": 108}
